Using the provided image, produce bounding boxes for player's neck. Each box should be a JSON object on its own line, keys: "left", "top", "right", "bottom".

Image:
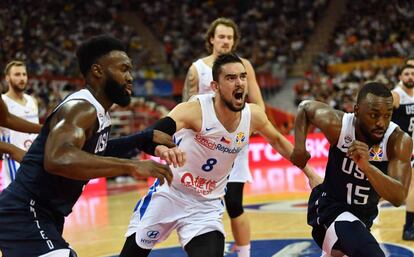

{"left": 213, "top": 97, "right": 241, "bottom": 133}
{"left": 203, "top": 55, "right": 216, "bottom": 67}
{"left": 402, "top": 85, "right": 414, "bottom": 97}
{"left": 5, "top": 90, "right": 26, "bottom": 105}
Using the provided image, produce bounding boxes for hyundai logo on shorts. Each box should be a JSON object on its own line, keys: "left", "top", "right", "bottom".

{"left": 147, "top": 230, "right": 160, "bottom": 239}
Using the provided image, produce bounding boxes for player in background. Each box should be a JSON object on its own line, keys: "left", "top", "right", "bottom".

{"left": 0, "top": 60, "right": 39, "bottom": 187}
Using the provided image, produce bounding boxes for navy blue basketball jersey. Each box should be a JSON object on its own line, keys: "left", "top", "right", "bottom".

{"left": 321, "top": 113, "right": 397, "bottom": 224}
{"left": 391, "top": 86, "right": 414, "bottom": 137}
{"left": 8, "top": 89, "right": 111, "bottom": 216}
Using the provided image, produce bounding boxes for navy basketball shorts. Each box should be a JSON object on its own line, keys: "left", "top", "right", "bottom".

{"left": 0, "top": 189, "right": 72, "bottom": 257}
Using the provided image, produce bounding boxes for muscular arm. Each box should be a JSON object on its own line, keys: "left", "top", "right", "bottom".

{"left": 291, "top": 100, "right": 343, "bottom": 168}
{"left": 182, "top": 65, "right": 199, "bottom": 102}
{"left": 167, "top": 101, "right": 201, "bottom": 132}
{"left": 0, "top": 97, "right": 41, "bottom": 133}
{"left": 250, "top": 104, "right": 322, "bottom": 187}
{"left": 44, "top": 100, "right": 172, "bottom": 184}
{"left": 349, "top": 130, "right": 412, "bottom": 206}
{"left": 243, "top": 59, "right": 265, "bottom": 110}
{"left": 0, "top": 142, "right": 25, "bottom": 163}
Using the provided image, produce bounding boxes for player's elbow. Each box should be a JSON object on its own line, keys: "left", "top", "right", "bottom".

{"left": 44, "top": 152, "right": 74, "bottom": 176}
{"left": 389, "top": 192, "right": 407, "bottom": 207}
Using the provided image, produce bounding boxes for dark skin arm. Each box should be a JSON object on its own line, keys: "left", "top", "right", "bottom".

{"left": 0, "top": 141, "right": 25, "bottom": 163}
{"left": 347, "top": 130, "right": 412, "bottom": 206}
{"left": 0, "top": 97, "right": 41, "bottom": 133}
{"left": 291, "top": 100, "right": 343, "bottom": 168}
{"left": 44, "top": 100, "right": 173, "bottom": 185}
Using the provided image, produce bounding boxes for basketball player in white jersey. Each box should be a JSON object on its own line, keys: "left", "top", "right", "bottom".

{"left": 0, "top": 61, "right": 39, "bottom": 187}
{"left": 120, "top": 53, "right": 316, "bottom": 257}
{"left": 182, "top": 18, "right": 321, "bottom": 257}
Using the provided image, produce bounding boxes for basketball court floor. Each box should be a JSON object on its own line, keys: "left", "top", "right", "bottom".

{"left": 63, "top": 169, "right": 414, "bottom": 257}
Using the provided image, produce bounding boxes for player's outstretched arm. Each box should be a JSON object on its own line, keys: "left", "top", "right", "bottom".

{"left": 0, "top": 142, "right": 26, "bottom": 163}
{"left": 44, "top": 100, "right": 173, "bottom": 185}
{"left": 182, "top": 65, "right": 199, "bottom": 102}
{"left": 250, "top": 104, "right": 322, "bottom": 188}
{"left": 0, "top": 97, "right": 41, "bottom": 133}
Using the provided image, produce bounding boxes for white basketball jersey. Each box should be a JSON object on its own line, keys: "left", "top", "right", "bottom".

{"left": 171, "top": 94, "right": 251, "bottom": 199}
{"left": 193, "top": 59, "right": 214, "bottom": 94}
{"left": 1, "top": 94, "right": 39, "bottom": 186}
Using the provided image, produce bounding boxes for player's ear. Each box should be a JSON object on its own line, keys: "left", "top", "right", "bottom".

{"left": 354, "top": 104, "right": 359, "bottom": 116}
{"left": 91, "top": 64, "right": 103, "bottom": 78}
{"left": 210, "top": 80, "right": 219, "bottom": 92}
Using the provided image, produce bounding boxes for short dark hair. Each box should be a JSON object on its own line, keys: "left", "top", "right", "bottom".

{"left": 205, "top": 17, "right": 240, "bottom": 53}
{"left": 356, "top": 81, "right": 392, "bottom": 104}
{"left": 212, "top": 53, "right": 243, "bottom": 82}
{"left": 76, "top": 35, "right": 126, "bottom": 76}
{"left": 399, "top": 64, "right": 414, "bottom": 75}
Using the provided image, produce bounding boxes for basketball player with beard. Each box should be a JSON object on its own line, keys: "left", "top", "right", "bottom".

{"left": 183, "top": 17, "right": 321, "bottom": 257}
{"left": 291, "top": 82, "right": 412, "bottom": 256}
{"left": 120, "top": 53, "right": 315, "bottom": 257}
{"left": 391, "top": 64, "right": 414, "bottom": 240}
{"left": 0, "top": 61, "right": 40, "bottom": 187}
{"left": 0, "top": 35, "right": 184, "bottom": 257}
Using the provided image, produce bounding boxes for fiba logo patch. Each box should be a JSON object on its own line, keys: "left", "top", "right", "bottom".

{"left": 235, "top": 132, "right": 245, "bottom": 146}
{"left": 369, "top": 145, "right": 383, "bottom": 161}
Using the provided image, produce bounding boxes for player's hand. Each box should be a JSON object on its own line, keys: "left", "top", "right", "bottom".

{"left": 347, "top": 140, "right": 370, "bottom": 171}
{"left": 130, "top": 160, "right": 173, "bottom": 185}
{"left": 290, "top": 147, "right": 311, "bottom": 169}
{"left": 155, "top": 145, "right": 186, "bottom": 168}
{"left": 153, "top": 130, "right": 176, "bottom": 148}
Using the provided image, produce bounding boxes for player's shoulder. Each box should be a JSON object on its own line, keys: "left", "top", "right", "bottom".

{"left": 173, "top": 99, "right": 201, "bottom": 113}
{"left": 391, "top": 126, "right": 411, "bottom": 142}
{"left": 248, "top": 103, "right": 267, "bottom": 124}
{"left": 388, "top": 126, "right": 413, "bottom": 155}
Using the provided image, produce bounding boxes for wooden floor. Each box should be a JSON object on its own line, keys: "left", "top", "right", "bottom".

{"left": 61, "top": 176, "right": 414, "bottom": 257}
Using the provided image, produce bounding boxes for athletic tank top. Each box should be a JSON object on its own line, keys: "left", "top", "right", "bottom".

{"left": 322, "top": 113, "right": 397, "bottom": 216}
{"left": 171, "top": 94, "right": 250, "bottom": 199}
{"left": 391, "top": 86, "right": 414, "bottom": 137}
{"left": 1, "top": 94, "right": 39, "bottom": 179}
{"left": 1, "top": 94, "right": 39, "bottom": 150}
{"left": 10, "top": 89, "right": 111, "bottom": 216}
{"left": 193, "top": 59, "right": 213, "bottom": 94}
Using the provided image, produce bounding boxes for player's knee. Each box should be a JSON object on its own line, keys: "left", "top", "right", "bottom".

{"left": 225, "top": 196, "right": 244, "bottom": 218}
{"left": 224, "top": 182, "right": 244, "bottom": 218}
{"left": 335, "top": 221, "right": 384, "bottom": 257}
{"left": 185, "top": 231, "right": 224, "bottom": 257}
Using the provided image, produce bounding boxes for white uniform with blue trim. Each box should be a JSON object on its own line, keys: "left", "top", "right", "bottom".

{"left": 0, "top": 94, "right": 38, "bottom": 188}
{"left": 192, "top": 58, "right": 252, "bottom": 183}
{"left": 126, "top": 94, "right": 251, "bottom": 248}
